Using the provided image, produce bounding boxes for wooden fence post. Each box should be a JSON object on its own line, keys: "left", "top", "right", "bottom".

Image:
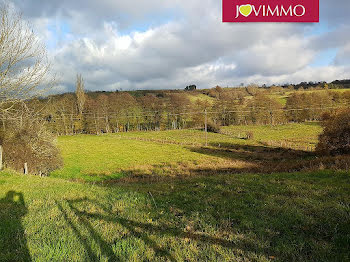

{"left": 24, "top": 163, "right": 28, "bottom": 175}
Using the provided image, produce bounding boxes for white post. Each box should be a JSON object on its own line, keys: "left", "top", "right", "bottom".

{"left": 24, "top": 163, "right": 28, "bottom": 175}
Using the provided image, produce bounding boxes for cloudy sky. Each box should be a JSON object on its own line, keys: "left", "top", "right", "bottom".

{"left": 7, "top": 0, "right": 350, "bottom": 92}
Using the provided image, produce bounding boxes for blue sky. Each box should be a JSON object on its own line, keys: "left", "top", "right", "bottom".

{"left": 311, "top": 48, "right": 338, "bottom": 67}
{"left": 7, "top": 0, "right": 350, "bottom": 92}
{"left": 46, "top": 21, "right": 71, "bottom": 50}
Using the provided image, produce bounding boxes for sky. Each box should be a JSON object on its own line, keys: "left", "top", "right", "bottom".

{"left": 6, "top": 0, "right": 350, "bottom": 92}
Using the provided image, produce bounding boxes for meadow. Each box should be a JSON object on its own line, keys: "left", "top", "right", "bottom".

{"left": 51, "top": 123, "right": 323, "bottom": 182}
{"left": 1, "top": 123, "right": 350, "bottom": 261}
{"left": 1, "top": 170, "right": 349, "bottom": 261}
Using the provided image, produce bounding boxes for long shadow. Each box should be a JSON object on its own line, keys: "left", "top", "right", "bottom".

{"left": 107, "top": 143, "right": 319, "bottom": 183}
{"left": 206, "top": 142, "right": 312, "bottom": 161}
{"left": 0, "top": 191, "right": 31, "bottom": 262}
{"left": 98, "top": 144, "right": 319, "bottom": 184}
{"left": 54, "top": 172, "right": 350, "bottom": 262}
{"left": 185, "top": 143, "right": 318, "bottom": 174}
{"left": 95, "top": 141, "right": 349, "bottom": 184}
{"left": 65, "top": 198, "right": 176, "bottom": 262}
{"left": 56, "top": 201, "right": 100, "bottom": 261}
{"left": 56, "top": 200, "right": 123, "bottom": 262}
{"left": 58, "top": 197, "right": 263, "bottom": 261}
{"left": 126, "top": 173, "right": 350, "bottom": 261}
{"left": 57, "top": 197, "right": 176, "bottom": 261}
{"left": 105, "top": 144, "right": 313, "bottom": 183}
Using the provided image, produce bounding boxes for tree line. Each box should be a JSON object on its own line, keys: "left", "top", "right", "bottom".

{"left": 17, "top": 79, "right": 350, "bottom": 136}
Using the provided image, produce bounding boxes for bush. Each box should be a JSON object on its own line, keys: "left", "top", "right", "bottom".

{"left": 316, "top": 108, "right": 350, "bottom": 155}
{"left": 0, "top": 118, "right": 63, "bottom": 175}
{"left": 246, "top": 131, "right": 254, "bottom": 140}
{"left": 206, "top": 121, "right": 221, "bottom": 133}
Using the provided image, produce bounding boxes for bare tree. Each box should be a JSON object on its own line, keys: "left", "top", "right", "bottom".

{"left": 0, "top": 4, "right": 53, "bottom": 109}
{"left": 0, "top": 5, "right": 60, "bottom": 174}
{"left": 75, "top": 74, "right": 86, "bottom": 115}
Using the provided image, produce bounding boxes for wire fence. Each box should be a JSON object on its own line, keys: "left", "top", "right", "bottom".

{"left": 1, "top": 104, "right": 348, "bottom": 152}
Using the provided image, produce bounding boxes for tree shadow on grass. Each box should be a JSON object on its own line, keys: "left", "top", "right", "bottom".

{"left": 187, "top": 143, "right": 350, "bottom": 175}
{"left": 56, "top": 197, "right": 263, "bottom": 261}
{"left": 0, "top": 191, "right": 31, "bottom": 262}
{"left": 206, "top": 142, "right": 312, "bottom": 161}
{"left": 102, "top": 143, "right": 349, "bottom": 184}
{"left": 56, "top": 201, "right": 102, "bottom": 261}
{"left": 55, "top": 170, "right": 350, "bottom": 262}
{"left": 56, "top": 197, "right": 177, "bottom": 261}
{"left": 129, "top": 173, "right": 350, "bottom": 261}
{"left": 184, "top": 143, "right": 327, "bottom": 174}
{"left": 106, "top": 143, "right": 316, "bottom": 181}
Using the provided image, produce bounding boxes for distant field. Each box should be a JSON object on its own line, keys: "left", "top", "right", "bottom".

{"left": 187, "top": 93, "right": 215, "bottom": 104}
{"left": 51, "top": 123, "right": 324, "bottom": 182}
{"left": 1, "top": 170, "right": 349, "bottom": 261}
{"left": 268, "top": 94, "right": 288, "bottom": 105}
{"left": 267, "top": 88, "right": 350, "bottom": 106}
{"left": 1, "top": 121, "right": 350, "bottom": 261}
{"left": 222, "top": 122, "right": 322, "bottom": 149}
{"left": 311, "top": 88, "right": 350, "bottom": 93}
{"left": 116, "top": 122, "right": 322, "bottom": 148}
{"left": 51, "top": 135, "right": 219, "bottom": 181}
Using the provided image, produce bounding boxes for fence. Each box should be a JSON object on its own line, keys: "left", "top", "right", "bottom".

{"left": 33, "top": 104, "right": 347, "bottom": 135}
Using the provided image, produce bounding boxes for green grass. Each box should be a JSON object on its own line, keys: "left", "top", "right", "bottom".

{"left": 116, "top": 129, "right": 241, "bottom": 146}
{"left": 0, "top": 170, "right": 349, "bottom": 261}
{"left": 222, "top": 122, "right": 322, "bottom": 148}
{"left": 304, "top": 88, "right": 349, "bottom": 93}
{"left": 117, "top": 122, "right": 322, "bottom": 147}
{"left": 51, "top": 123, "right": 323, "bottom": 181}
{"left": 1, "top": 122, "right": 349, "bottom": 261}
{"left": 268, "top": 94, "right": 288, "bottom": 106}
{"left": 51, "top": 135, "right": 218, "bottom": 181}
{"left": 187, "top": 93, "right": 215, "bottom": 105}
{"left": 268, "top": 88, "right": 350, "bottom": 106}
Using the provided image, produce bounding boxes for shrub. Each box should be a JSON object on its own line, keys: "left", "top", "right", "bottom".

{"left": 0, "top": 118, "right": 63, "bottom": 175}
{"left": 246, "top": 131, "right": 254, "bottom": 140}
{"left": 316, "top": 108, "right": 350, "bottom": 155}
{"left": 206, "top": 121, "right": 221, "bottom": 133}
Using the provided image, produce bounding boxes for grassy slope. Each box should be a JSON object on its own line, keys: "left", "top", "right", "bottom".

{"left": 268, "top": 94, "right": 288, "bottom": 106}
{"left": 194, "top": 88, "right": 350, "bottom": 107}
{"left": 51, "top": 135, "right": 220, "bottom": 181}
{"left": 222, "top": 122, "right": 322, "bottom": 147}
{"left": 187, "top": 93, "right": 216, "bottom": 105}
{"left": 51, "top": 123, "right": 323, "bottom": 181}
{"left": 1, "top": 123, "right": 349, "bottom": 261}
{"left": 0, "top": 171, "right": 349, "bottom": 261}
{"left": 117, "top": 122, "right": 321, "bottom": 147}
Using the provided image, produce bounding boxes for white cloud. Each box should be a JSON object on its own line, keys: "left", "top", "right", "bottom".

{"left": 5, "top": 0, "right": 350, "bottom": 92}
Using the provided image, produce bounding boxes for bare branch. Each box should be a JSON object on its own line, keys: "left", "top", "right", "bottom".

{"left": 0, "top": 4, "right": 54, "bottom": 111}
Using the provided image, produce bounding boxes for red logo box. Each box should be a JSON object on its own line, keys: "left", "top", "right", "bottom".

{"left": 223, "top": 0, "right": 319, "bottom": 23}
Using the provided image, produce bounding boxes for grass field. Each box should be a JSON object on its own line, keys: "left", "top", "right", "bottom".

{"left": 1, "top": 170, "right": 349, "bottom": 261}
{"left": 1, "top": 123, "right": 350, "bottom": 261}
{"left": 265, "top": 88, "right": 350, "bottom": 106}
{"left": 110, "top": 122, "right": 321, "bottom": 150}
{"left": 51, "top": 135, "right": 218, "bottom": 181}
{"left": 267, "top": 94, "right": 288, "bottom": 105}
{"left": 222, "top": 122, "right": 322, "bottom": 148}
{"left": 51, "top": 123, "right": 323, "bottom": 182}
{"left": 187, "top": 93, "right": 216, "bottom": 105}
